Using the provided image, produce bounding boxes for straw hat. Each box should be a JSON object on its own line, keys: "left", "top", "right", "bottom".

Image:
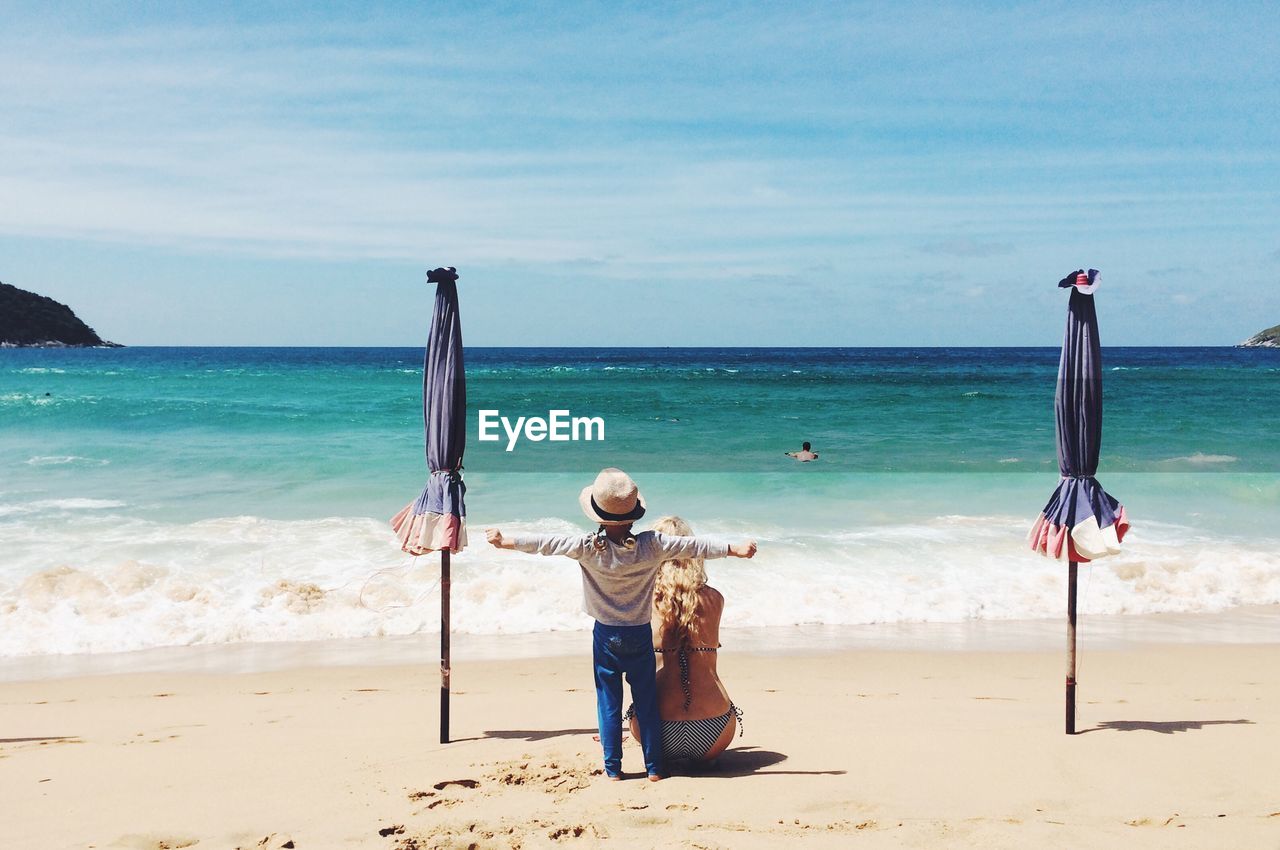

{"left": 579, "top": 468, "right": 647, "bottom": 525}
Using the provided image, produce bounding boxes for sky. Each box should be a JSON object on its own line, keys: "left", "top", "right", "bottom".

{"left": 1, "top": 1, "right": 1277, "bottom": 346}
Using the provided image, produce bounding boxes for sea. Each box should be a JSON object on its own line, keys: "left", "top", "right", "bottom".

{"left": 2, "top": 346, "right": 1279, "bottom": 662}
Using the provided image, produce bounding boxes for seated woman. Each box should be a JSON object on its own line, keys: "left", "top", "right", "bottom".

{"left": 627, "top": 516, "right": 742, "bottom": 765}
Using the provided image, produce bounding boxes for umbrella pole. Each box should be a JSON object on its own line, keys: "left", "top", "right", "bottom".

{"left": 440, "top": 549, "right": 451, "bottom": 744}
{"left": 1066, "top": 560, "right": 1078, "bottom": 735}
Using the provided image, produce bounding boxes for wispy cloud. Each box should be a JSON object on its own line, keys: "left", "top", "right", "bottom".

{"left": 1, "top": 3, "right": 1278, "bottom": 344}
{"left": 919, "top": 240, "right": 1016, "bottom": 258}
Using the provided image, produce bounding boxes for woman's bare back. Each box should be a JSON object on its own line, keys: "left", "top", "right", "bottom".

{"left": 653, "top": 586, "right": 731, "bottom": 720}
{"left": 629, "top": 584, "right": 738, "bottom": 761}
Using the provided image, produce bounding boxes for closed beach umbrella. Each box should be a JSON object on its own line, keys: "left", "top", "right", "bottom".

{"left": 390, "top": 266, "right": 466, "bottom": 743}
{"left": 1028, "top": 269, "right": 1130, "bottom": 734}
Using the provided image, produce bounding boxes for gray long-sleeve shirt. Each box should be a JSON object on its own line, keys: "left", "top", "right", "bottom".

{"left": 507, "top": 531, "right": 731, "bottom": 626}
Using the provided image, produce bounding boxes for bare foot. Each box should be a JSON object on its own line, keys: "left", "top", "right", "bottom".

{"left": 647, "top": 774, "right": 663, "bottom": 783}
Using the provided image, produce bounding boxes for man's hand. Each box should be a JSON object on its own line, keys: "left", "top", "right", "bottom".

{"left": 485, "top": 528, "right": 506, "bottom": 548}
{"left": 729, "top": 540, "right": 758, "bottom": 559}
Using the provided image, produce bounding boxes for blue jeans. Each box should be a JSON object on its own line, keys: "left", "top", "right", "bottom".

{"left": 592, "top": 621, "right": 662, "bottom": 777}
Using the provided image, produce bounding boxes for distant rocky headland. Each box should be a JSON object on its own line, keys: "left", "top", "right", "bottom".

{"left": 1240, "top": 324, "right": 1280, "bottom": 348}
{"left": 0, "top": 281, "right": 120, "bottom": 348}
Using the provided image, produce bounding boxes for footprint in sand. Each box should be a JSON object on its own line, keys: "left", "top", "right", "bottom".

{"left": 485, "top": 754, "right": 601, "bottom": 797}
{"left": 548, "top": 824, "right": 602, "bottom": 841}
{"left": 411, "top": 780, "right": 479, "bottom": 811}
{"left": 405, "top": 823, "right": 501, "bottom": 848}
{"left": 401, "top": 818, "right": 598, "bottom": 849}
{"left": 432, "top": 778, "right": 480, "bottom": 790}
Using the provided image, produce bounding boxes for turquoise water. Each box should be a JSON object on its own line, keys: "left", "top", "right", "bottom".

{"left": 2, "top": 346, "right": 1278, "bottom": 656}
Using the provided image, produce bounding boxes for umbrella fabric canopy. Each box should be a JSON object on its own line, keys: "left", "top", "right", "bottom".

{"left": 391, "top": 269, "right": 467, "bottom": 555}
{"left": 1028, "top": 269, "right": 1130, "bottom": 562}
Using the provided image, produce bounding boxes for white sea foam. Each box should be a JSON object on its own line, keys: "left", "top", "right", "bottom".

{"left": 17, "top": 367, "right": 66, "bottom": 374}
{"left": 1162, "top": 453, "right": 1239, "bottom": 465}
{"left": 24, "top": 456, "right": 110, "bottom": 467}
{"left": 30, "top": 498, "right": 128, "bottom": 510}
{"left": 2, "top": 510, "right": 1279, "bottom": 658}
{"left": 0, "top": 498, "right": 129, "bottom": 518}
{"left": 0, "top": 393, "right": 33, "bottom": 404}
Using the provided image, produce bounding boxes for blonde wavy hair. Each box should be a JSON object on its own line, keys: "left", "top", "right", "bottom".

{"left": 651, "top": 515, "right": 708, "bottom": 648}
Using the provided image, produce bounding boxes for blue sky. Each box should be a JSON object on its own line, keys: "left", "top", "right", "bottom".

{"left": 1, "top": 1, "right": 1277, "bottom": 345}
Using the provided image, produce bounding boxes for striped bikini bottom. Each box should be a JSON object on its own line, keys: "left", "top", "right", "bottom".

{"left": 625, "top": 703, "right": 744, "bottom": 762}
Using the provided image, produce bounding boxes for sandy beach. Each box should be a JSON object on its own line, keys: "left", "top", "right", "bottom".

{"left": 6, "top": 1, "right": 1280, "bottom": 847}
{"left": 4, "top": 633, "right": 1279, "bottom": 850}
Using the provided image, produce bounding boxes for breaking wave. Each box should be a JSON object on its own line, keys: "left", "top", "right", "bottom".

{"left": 2, "top": 510, "right": 1279, "bottom": 657}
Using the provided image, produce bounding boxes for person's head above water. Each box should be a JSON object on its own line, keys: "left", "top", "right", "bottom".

{"left": 786, "top": 442, "right": 818, "bottom": 461}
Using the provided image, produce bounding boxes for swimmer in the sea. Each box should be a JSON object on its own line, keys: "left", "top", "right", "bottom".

{"left": 785, "top": 442, "right": 818, "bottom": 462}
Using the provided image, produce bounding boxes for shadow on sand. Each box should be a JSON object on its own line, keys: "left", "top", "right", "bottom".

{"left": 448, "top": 734, "right": 844, "bottom": 778}
{"left": 1083, "top": 719, "right": 1253, "bottom": 735}
{"left": 671, "top": 746, "right": 847, "bottom": 778}
{"left": 448, "top": 728, "right": 599, "bottom": 743}
{"left": 0, "top": 736, "right": 78, "bottom": 744}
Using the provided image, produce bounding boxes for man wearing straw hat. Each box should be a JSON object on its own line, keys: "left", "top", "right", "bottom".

{"left": 486, "top": 468, "right": 758, "bottom": 781}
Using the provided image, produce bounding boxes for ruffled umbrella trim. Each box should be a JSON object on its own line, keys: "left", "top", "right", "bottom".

{"left": 390, "top": 471, "right": 466, "bottom": 555}
{"left": 391, "top": 503, "right": 467, "bottom": 555}
{"left": 1028, "top": 476, "right": 1129, "bottom": 563}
